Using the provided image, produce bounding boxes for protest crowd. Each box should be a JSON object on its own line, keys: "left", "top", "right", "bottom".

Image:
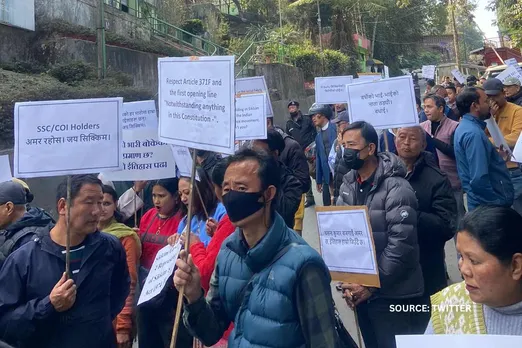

{"left": 1, "top": 60, "right": 522, "bottom": 348}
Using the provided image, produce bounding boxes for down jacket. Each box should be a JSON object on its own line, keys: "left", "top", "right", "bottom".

{"left": 406, "top": 152, "right": 457, "bottom": 296}
{"left": 336, "top": 152, "right": 424, "bottom": 299}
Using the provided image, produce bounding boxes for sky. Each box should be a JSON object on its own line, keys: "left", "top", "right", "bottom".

{"left": 473, "top": 0, "right": 499, "bottom": 44}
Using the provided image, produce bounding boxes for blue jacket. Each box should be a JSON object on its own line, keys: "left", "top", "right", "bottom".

{"left": 316, "top": 122, "right": 338, "bottom": 185}
{"left": 218, "top": 214, "right": 329, "bottom": 347}
{"left": 177, "top": 202, "right": 227, "bottom": 247}
{"left": 0, "top": 232, "right": 130, "bottom": 348}
{"left": 454, "top": 114, "right": 514, "bottom": 210}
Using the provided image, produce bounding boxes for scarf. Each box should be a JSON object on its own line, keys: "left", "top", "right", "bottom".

{"left": 102, "top": 218, "right": 142, "bottom": 258}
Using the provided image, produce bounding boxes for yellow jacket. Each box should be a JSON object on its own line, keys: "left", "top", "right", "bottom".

{"left": 494, "top": 102, "right": 522, "bottom": 168}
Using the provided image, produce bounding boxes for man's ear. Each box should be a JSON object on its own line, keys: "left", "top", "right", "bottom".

{"left": 368, "top": 143, "right": 377, "bottom": 156}
{"left": 4, "top": 202, "right": 14, "bottom": 216}
{"left": 57, "top": 197, "right": 67, "bottom": 216}
{"left": 264, "top": 185, "right": 277, "bottom": 204}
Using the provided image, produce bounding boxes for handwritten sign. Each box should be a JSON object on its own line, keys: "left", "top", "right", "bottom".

{"left": 314, "top": 76, "right": 354, "bottom": 104}
{"left": 396, "top": 335, "right": 522, "bottom": 348}
{"left": 101, "top": 101, "right": 176, "bottom": 181}
{"left": 316, "top": 206, "right": 380, "bottom": 287}
{"left": 496, "top": 66, "right": 522, "bottom": 84}
{"left": 0, "top": 155, "right": 12, "bottom": 183}
{"left": 171, "top": 145, "right": 196, "bottom": 179}
{"left": 14, "top": 98, "right": 123, "bottom": 178}
{"left": 235, "top": 93, "right": 267, "bottom": 141}
{"left": 451, "top": 69, "right": 466, "bottom": 84}
{"left": 158, "top": 56, "right": 236, "bottom": 154}
{"left": 422, "top": 65, "right": 436, "bottom": 80}
{"left": 235, "top": 76, "right": 273, "bottom": 117}
{"left": 347, "top": 75, "right": 418, "bottom": 129}
{"left": 137, "top": 242, "right": 182, "bottom": 305}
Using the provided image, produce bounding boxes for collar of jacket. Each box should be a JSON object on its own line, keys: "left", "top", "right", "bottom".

{"left": 508, "top": 89, "right": 522, "bottom": 103}
{"left": 40, "top": 230, "right": 102, "bottom": 260}
{"left": 226, "top": 213, "right": 288, "bottom": 274}
{"left": 462, "top": 113, "right": 487, "bottom": 129}
{"left": 406, "top": 151, "right": 437, "bottom": 179}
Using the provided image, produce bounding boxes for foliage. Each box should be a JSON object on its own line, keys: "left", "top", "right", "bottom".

{"left": 289, "top": 46, "right": 354, "bottom": 81}
{"left": 488, "top": 0, "right": 522, "bottom": 47}
{"left": 49, "top": 61, "right": 95, "bottom": 85}
{"left": 181, "top": 19, "right": 205, "bottom": 35}
{"left": 399, "top": 50, "right": 443, "bottom": 69}
{"left": 217, "top": 18, "right": 231, "bottom": 47}
{"left": 246, "top": 24, "right": 274, "bottom": 42}
{"left": 0, "top": 60, "right": 47, "bottom": 74}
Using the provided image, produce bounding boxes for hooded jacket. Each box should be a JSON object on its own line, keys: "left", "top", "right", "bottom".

{"left": 405, "top": 152, "right": 456, "bottom": 296}
{"left": 507, "top": 88, "right": 522, "bottom": 107}
{"left": 0, "top": 207, "right": 55, "bottom": 267}
{"left": 336, "top": 152, "right": 424, "bottom": 299}
{"left": 0, "top": 231, "right": 129, "bottom": 348}
{"left": 274, "top": 126, "right": 311, "bottom": 194}
{"left": 285, "top": 112, "right": 317, "bottom": 150}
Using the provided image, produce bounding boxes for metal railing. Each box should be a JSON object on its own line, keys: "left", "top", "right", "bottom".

{"left": 148, "top": 17, "right": 231, "bottom": 56}
{"left": 236, "top": 40, "right": 294, "bottom": 77}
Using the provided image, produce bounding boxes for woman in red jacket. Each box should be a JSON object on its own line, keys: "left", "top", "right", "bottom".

{"left": 137, "top": 178, "right": 193, "bottom": 348}
{"left": 170, "top": 160, "right": 235, "bottom": 348}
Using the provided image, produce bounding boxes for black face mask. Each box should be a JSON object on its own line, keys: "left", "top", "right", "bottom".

{"left": 343, "top": 147, "right": 366, "bottom": 171}
{"left": 222, "top": 190, "right": 265, "bottom": 223}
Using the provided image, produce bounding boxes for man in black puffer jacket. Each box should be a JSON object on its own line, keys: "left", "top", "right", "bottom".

{"left": 395, "top": 126, "right": 457, "bottom": 333}
{"left": 0, "top": 181, "right": 55, "bottom": 268}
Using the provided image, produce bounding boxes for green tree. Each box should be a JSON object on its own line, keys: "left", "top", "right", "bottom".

{"left": 488, "top": 0, "right": 522, "bottom": 47}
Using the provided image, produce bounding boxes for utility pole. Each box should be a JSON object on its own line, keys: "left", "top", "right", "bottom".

{"left": 450, "top": 0, "right": 461, "bottom": 70}
{"left": 97, "top": 0, "right": 107, "bottom": 79}
{"left": 371, "top": 15, "right": 378, "bottom": 58}
{"left": 317, "top": 0, "right": 323, "bottom": 52}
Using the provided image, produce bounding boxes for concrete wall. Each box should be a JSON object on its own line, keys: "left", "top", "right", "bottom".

{"left": 0, "top": 26, "right": 35, "bottom": 63}
{"left": 48, "top": 37, "right": 160, "bottom": 90}
{"left": 35, "top": 0, "right": 151, "bottom": 41}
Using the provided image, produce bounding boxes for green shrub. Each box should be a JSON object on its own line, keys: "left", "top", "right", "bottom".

{"left": 181, "top": 19, "right": 205, "bottom": 35}
{"left": 0, "top": 60, "right": 47, "bottom": 74}
{"left": 49, "top": 61, "right": 95, "bottom": 84}
{"left": 290, "top": 46, "right": 354, "bottom": 81}
{"left": 323, "top": 49, "right": 349, "bottom": 76}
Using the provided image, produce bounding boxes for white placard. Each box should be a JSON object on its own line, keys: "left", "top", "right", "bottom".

{"left": 505, "top": 58, "right": 518, "bottom": 67}
{"left": 171, "top": 145, "right": 193, "bottom": 178}
{"left": 235, "top": 76, "right": 274, "bottom": 117}
{"left": 384, "top": 66, "right": 389, "bottom": 79}
{"left": 137, "top": 242, "right": 182, "bottom": 305}
{"left": 496, "top": 65, "right": 522, "bottom": 83}
{"left": 0, "top": 155, "right": 12, "bottom": 183}
{"left": 316, "top": 209, "right": 378, "bottom": 275}
{"left": 101, "top": 101, "right": 176, "bottom": 181}
{"left": 451, "top": 69, "right": 466, "bottom": 84}
{"left": 158, "top": 56, "right": 236, "bottom": 154}
{"left": 235, "top": 93, "right": 267, "bottom": 141}
{"left": 422, "top": 65, "right": 436, "bottom": 80}
{"left": 356, "top": 74, "right": 382, "bottom": 83}
{"left": 486, "top": 118, "right": 512, "bottom": 158}
{"left": 314, "top": 76, "right": 354, "bottom": 104}
{"left": 347, "top": 76, "right": 418, "bottom": 129}
{"left": 396, "top": 335, "right": 522, "bottom": 348}
{"left": 14, "top": 98, "right": 123, "bottom": 178}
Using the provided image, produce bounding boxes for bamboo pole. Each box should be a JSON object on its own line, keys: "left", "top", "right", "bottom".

{"left": 65, "top": 175, "right": 72, "bottom": 278}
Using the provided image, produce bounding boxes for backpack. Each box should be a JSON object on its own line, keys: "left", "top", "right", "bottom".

{"left": 0, "top": 224, "right": 52, "bottom": 264}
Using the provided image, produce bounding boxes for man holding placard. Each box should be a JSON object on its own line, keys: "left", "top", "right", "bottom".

{"left": 0, "top": 175, "right": 130, "bottom": 348}
{"left": 336, "top": 121, "right": 424, "bottom": 348}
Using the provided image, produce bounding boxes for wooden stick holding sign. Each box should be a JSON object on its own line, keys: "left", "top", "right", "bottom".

{"left": 383, "top": 130, "right": 390, "bottom": 152}
{"left": 316, "top": 206, "right": 380, "bottom": 348}
{"left": 65, "top": 175, "right": 72, "bottom": 278}
{"left": 170, "top": 149, "right": 198, "bottom": 348}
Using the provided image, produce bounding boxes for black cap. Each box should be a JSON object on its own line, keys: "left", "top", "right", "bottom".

{"left": 483, "top": 78, "right": 504, "bottom": 96}
{"left": 0, "top": 181, "right": 27, "bottom": 205}
{"left": 288, "top": 101, "right": 299, "bottom": 108}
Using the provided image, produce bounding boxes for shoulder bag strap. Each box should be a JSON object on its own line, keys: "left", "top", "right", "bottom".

{"left": 139, "top": 214, "right": 158, "bottom": 245}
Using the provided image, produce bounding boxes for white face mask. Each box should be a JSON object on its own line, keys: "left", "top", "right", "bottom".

{"left": 445, "top": 97, "right": 450, "bottom": 104}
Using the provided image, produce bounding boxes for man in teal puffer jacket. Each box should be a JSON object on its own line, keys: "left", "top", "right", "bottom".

{"left": 174, "top": 148, "right": 346, "bottom": 348}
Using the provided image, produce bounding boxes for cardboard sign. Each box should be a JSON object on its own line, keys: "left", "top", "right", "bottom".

{"left": 396, "top": 335, "right": 522, "bottom": 348}
{"left": 158, "top": 56, "right": 236, "bottom": 154}
{"left": 451, "top": 69, "right": 466, "bottom": 84}
{"left": 314, "top": 76, "right": 354, "bottom": 104}
{"left": 347, "top": 75, "right": 418, "bottom": 129}
{"left": 101, "top": 101, "right": 177, "bottom": 181}
{"left": 14, "top": 98, "right": 123, "bottom": 178}
{"left": 496, "top": 65, "right": 522, "bottom": 84}
{"left": 356, "top": 73, "right": 382, "bottom": 83}
{"left": 316, "top": 206, "right": 380, "bottom": 287}
{"left": 486, "top": 118, "right": 513, "bottom": 159}
{"left": 137, "top": 242, "right": 182, "bottom": 305}
{"left": 0, "top": 155, "right": 12, "bottom": 183}
{"left": 235, "top": 93, "right": 267, "bottom": 141}
{"left": 235, "top": 76, "right": 274, "bottom": 117}
{"left": 422, "top": 65, "right": 436, "bottom": 80}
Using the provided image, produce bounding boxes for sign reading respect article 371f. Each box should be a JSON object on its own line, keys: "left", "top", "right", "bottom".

{"left": 158, "top": 56, "right": 236, "bottom": 154}
{"left": 14, "top": 98, "right": 123, "bottom": 178}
